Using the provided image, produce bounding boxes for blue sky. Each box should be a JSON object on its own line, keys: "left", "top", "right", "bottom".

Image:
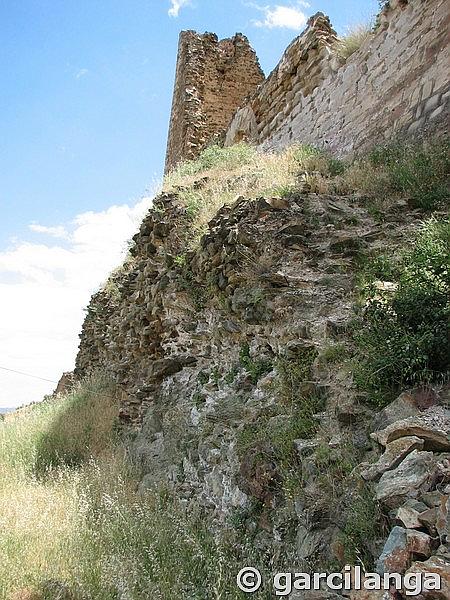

{"left": 0, "top": 0, "right": 378, "bottom": 406}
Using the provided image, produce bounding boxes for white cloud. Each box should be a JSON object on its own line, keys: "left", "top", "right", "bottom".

{"left": 168, "top": 0, "right": 190, "bottom": 17}
{"left": 0, "top": 197, "right": 153, "bottom": 408}
{"left": 29, "top": 224, "right": 69, "bottom": 239}
{"left": 252, "top": 3, "right": 308, "bottom": 30}
{"left": 75, "top": 68, "right": 89, "bottom": 79}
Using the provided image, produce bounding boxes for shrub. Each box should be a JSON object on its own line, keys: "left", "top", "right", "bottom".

{"left": 353, "top": 218, "right": 450, "bottom": 406}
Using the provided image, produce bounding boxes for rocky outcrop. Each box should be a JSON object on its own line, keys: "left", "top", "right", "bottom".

{"left": 73, "top": 182, "right": 449, "bottom": 596}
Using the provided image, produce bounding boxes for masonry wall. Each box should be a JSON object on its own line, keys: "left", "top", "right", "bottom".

{"left": 164, "top": 31, "right": 264, "bottom": 173}
{"left": 225, "top": 0, "right": 450, "bottom": 155}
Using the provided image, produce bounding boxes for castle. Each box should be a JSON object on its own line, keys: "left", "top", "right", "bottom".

{"left": 165, "top": 0, "right": 449, "bottom": 172}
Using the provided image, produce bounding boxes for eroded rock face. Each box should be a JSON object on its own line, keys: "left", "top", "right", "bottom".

{"left": 73, "top": 189, "right": 449, "bottom": 587}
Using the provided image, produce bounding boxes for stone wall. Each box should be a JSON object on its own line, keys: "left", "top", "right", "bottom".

{"left": 164, "top": 31, "right": 264, "bottom": 173}
{"left": 225, "top": 0, "right": 450, "bottom": 155}
{"left": 74, "top": 183, "right": 450, "bottom": 585}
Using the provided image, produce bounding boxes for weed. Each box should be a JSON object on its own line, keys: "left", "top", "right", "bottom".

{"left": 321, "top": 343, "right": 348, "bottom": 364}
{"left": 192, "top": 392, "right": 206, "bottom": 409}
{"left": 276, "top": 348, "right": 318, "bottom": 406}
{"left": 293, "top": 145, "right": 346, "bottom": 177}
{"left": 340, "top": 485, "right": 383, "bottom": 568}
{"left": 197, "top": 371, "right": 209, "bottom": 385}
{"left": 345, "top": 140, "right": 450, "bottom": 210}
{"left": 211, "top": 366, "right": 221, "bottom": 386}
{"left": 177, "top": 265, "right": 209, "bottom": 311}
{"left": 224, "top": 364, "right": 240, "bottom": 385}
{"left": 228, "top": 500, "right": 264, "bottom": 532}
{"left": 174, "top": 254, "right": 187, "bottom": 267}
{"left": 239, "top": 343, "right": 273, "bottom": 384}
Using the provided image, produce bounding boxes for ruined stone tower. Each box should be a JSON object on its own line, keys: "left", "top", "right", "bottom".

{"left": 164, "top": 31, "right": 264, "bottom": 173}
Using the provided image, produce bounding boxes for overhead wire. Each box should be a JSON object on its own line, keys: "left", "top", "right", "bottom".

{"left": 0, "top": 365, "right": 120, "bottom": 405}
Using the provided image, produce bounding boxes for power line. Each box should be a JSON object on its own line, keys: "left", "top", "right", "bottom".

{"left": 0, "top": 365, "right": 119, "bottom": 404}
{"left": 0, "top": 365, "right": 57, "bottom": 384}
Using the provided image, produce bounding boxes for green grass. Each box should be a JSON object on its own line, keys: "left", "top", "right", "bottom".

{"left": 367, "top": 141, "right": 450, "bottom": 209}
{"left": 340, "top": 484, "right": 382, "bottom": 567}
{"left": 344, "top": 140, "right": 450, "bottom": 210}
{"left": 320, "top": 343, "right": 348, "bottom": 364}
{"left": 168, "top": 142, "right": 257, "bottom": 178}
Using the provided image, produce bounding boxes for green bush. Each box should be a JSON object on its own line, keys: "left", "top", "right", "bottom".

{"left": 367, "top": 141, "right": 450, "bottom": 209}
{"left": 353, "top": 218, "right": 450, "bottom": 406}
{"left": 293, "top": 145, "right": 346, "bottom": 176}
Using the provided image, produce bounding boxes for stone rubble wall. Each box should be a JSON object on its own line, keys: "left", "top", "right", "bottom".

{"left": 225, "top": 0, "right": 450, "bottom": 155}
{"left": 164, "top": 31, "right": 264, "bottom": 173}
{"left": 74, "top": 188, "right": 450, "bottom": 589}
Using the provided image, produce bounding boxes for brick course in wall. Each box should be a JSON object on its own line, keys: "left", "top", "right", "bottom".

{"left": 164, "top": 31, "right": 264, "bottom": 173}
{"left": 224, "top": 0, "right": 449, "bottom": 155}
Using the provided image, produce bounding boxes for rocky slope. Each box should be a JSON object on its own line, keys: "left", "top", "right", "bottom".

{"left": 74, "top": 181, "right": 449, "bottom": 597}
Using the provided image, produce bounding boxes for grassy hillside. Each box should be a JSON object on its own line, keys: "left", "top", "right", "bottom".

{"left": 0, "top": 377, "right": 263, "bottom": 600}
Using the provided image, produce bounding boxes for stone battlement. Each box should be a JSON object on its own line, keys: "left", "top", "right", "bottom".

{"left": 164, "top": 31, "right": 264, "bottom": 173}
{"left": 165, "top": 0, "right": 449, "bottom": 169}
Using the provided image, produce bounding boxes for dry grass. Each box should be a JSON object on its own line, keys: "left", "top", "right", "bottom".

{"left": 163, "top": 143, "right": 343, "bottom": 246}
{"left": 164, "top": 144, "right": 298, "bottom": 242}
{"left": 333, "top": 24, "right": 372, "bottom": 61}
{"left": 163, "top": 139, "right": 449, "bottom": 247}
{"left": 0, "top": 375, "right": 119, "bottom": 599}
{"left": 0, "top": 375, "right": 271, "bottom": 600}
